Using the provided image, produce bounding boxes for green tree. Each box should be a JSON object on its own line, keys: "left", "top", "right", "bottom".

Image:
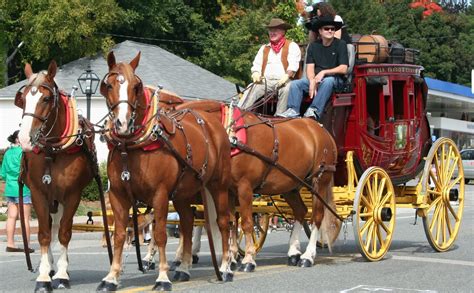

{"left": 330, "top": 0, "right": 389, "bottom": 35}
{"left": 114, "top": 0, "right": 212, "bottom": 58}
{"left": 1, "top": 0, "right": 121, "bottom": 81}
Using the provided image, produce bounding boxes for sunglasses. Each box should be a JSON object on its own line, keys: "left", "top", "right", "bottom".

{"left": 322, "top": 26, "right": 336, "bottom": 32}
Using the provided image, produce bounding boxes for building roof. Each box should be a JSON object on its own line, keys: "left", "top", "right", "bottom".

{"left": 425, "top": 77, "right": 473, "bottom": 99}
{"left": 0, "top": 40, "right": 237, "bottom": 101}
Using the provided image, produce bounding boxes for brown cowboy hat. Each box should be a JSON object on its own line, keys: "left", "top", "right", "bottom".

{"left": 265, "top": 18, "right": 292, "bottom": 30}
{"left": 312, "top": 15, "right": 343, "bottom": 31}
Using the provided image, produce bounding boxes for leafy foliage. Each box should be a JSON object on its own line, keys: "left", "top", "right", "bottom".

{"left": 81, "top": 161, "right": 108, "bottom": 201}
{"left": 1, "top": 0, "right": 122, "bottom": 83}
{"left": 0, "top": 0, "right": 472, "bottom": 87}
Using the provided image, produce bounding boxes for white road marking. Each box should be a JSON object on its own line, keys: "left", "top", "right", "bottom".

{"left": 341, "top": 284, "right": 436, "bottom": 292}
{"left": 392, "top": 255, "right": 474, "bottom": 267}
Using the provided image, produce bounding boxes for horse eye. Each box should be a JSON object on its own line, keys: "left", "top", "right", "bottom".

{"left": 43, "top": 96, "right": 51, "bottom": 103}
{"left": 107, "top": 84, "right": 113, "bottom": 90}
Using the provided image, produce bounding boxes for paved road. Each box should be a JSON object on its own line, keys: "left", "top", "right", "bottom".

{"left": 1, "top": 186, "right": 473, "bottom": 292}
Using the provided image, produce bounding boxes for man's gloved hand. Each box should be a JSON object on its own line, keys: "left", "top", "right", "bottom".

{"left": 277, "top": 73, "right": 290, "bottom": 87}
{"left": 252, "top": 72, "right": 262, "bottom": 83}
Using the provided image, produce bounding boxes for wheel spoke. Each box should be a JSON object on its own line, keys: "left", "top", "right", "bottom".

{"left": 360, "top": 195, "right": 373, "bottom": 209}
{"left": 427, "top": 189, "right": 442, "bottom": 197}
{"left": 373, "top": 173, "right": 379, "bottom": 205}
{"left": 434, "top": 152, "right": 442, "bottom": 186}
{"left": 440, "top": 206, "right": 446, "bottom": 244}
{"left": 372, "top": 225, "right": 378, "bottom": 254}
{"left": 427, "top": 196, "right": 442, "bottom": 212}
{"left": 429, "top": 202, "right": 442, "bottom": 231}
{"left": 365, "top": 223, "right": 374, "bottom": 252}
{"left": 360, "top": 217, "right": 373, "bottom": 235}
{"left": 376, "top": 224, "right": 384, "bottom": 246}
{"left": 444, "top": 204, "right": 453, "bottom": 237}
{"left": 446, "top": 202, "right": 459, "bottom": 222}
{"left": 366, "top": 178, "right": 374, "bottom": 205}
{"left": 380, "top": 221, "right": 390, "bottom": 234}
{"left": 429, "top": 169, "right": 442, "bottom": 191}
{"left": 447, "top": 176, "right": 462, "bottom": 191}
{"left": 377, "top": 178, "right": 387, "bottom": 202}
{"left": 380, "top": 190, "right": 393, "bottom": 206}
{"left": 435, "top": 203, "right": 443, "bottom": 244}
{"left": 446, "top": 154, "right": 458, "bottom": 183}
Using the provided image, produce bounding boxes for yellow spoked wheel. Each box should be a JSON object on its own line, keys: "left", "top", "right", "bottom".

{"left": 420, "top": 138, "right": 464, "bottom": 252}
{"left": 353, "top": 167, "right": 396, "bottom": 261}
{"left": 237, "top": 213, "right": 270, "bottom": 257}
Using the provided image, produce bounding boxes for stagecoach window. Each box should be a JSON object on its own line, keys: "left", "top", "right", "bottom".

{"left": 393, "top": 81, "right": 406, "bottom": 120}
{"left": 366, "top": 84, "right": 381, "bottom": 137}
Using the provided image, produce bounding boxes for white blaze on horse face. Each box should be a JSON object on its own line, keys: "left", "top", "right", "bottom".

{"left": 116, "top": 75, "right": 130, "bottom": 134}
{"left": 19, "top": 86, "right": 43, "bottom": 151}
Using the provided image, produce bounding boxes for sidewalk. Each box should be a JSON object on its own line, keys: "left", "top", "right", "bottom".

{"left": 0, "top": 215, "right": 102, "bottom": 236}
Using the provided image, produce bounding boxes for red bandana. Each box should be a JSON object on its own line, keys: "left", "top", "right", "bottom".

{"left": 270, "top": 37, "right": 286, "bottom": 54}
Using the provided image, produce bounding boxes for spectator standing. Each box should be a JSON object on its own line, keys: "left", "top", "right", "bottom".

{"left": 1, "top": 130, "right": 34, "bottom": 253}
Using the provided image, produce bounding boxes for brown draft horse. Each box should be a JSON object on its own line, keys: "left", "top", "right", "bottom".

{"left": 173, "top": 99, "right": 341, "bottom": 271}
{"left": 15, "top": 61, "right": 107, "bottom": 291}
{"left": 96, "top": 51, "right": 233, "bottom": 291}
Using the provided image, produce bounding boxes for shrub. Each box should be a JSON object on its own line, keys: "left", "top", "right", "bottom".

{"left": 81, "top": 162, "right": 108, "bottom": 201}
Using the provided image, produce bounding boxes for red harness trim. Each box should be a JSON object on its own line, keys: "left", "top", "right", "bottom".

{"left": 107, "top": 88, "right": 162, "bottom": 151}
{"left": 220, "top": 104, "right": 246, "bottom": 157}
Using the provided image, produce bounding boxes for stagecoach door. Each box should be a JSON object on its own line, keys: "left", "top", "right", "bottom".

{"left": 363, "top": 75, "right": 420, "bottom": 172}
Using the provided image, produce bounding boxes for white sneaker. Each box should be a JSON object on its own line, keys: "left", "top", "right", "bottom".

{"left": 278, "top": 108, "right": 299, "bottom": 118}
{"left": 303, "top": 107, "right": 319, "bottom": 120}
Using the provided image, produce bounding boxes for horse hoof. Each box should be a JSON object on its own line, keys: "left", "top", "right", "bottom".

{"left": 49, "top": 270, "right": 56, "bottom": 278}
{"left": 169, "top": 260, "right": 181, "bottom": 271}
{"left": 52, "top": 278, "right": 71, "bottom": 289}
{"left": 298, "top": 259, "right": 312, "bottom": 268}
{"left": 238, "top": 262, "right": 256, "bottom": 272}
{"left": 230, "top": 261, "right": 238, "bottom": 271}
{"left": 192, "top": 255, "right": 199, "bottom": 264}
{"left": 173, "top": 271, "right": 190, "bottom": 282}
{"left": 96, "top": 281, "right": 118, "bottom": 291}
{"left": 288, "top": 254, "right": 301, "bottom": 266}
{"left": 34, "top": 281, "right": 53, "bottom": 293}
{"left": 152, "top": 281, "right": 172, "bottom": 291}
{"left": 221, "top": 271, "right": 234, "bottom": 282}
{"left": 143, "top": 260, "right": 156, "bottom": 271}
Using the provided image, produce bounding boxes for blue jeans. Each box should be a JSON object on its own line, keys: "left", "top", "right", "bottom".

{"left": 6, "top": 196, "right": 32, "bottom": 204}
{"left": 287, "top": 76, "right": 343, "bottom": 118}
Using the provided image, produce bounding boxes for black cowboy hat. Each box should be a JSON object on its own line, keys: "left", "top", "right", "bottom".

{"left": 265, "top": 18, "right": 292, "bottom": 30}
{"left": 7, "top": 130, "right": 19, "bottom": 144}
{"left": 312, "top": 15, "right": 343, "bottom": 31}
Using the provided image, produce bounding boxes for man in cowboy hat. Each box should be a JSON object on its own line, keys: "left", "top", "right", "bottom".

{"left": 238, "top": 18, "right": 301, "bottom": 116}
{"left": 280, "top": 15, "right": 348, "bottom": 120}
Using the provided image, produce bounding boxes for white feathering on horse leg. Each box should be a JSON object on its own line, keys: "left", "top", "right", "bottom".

{"left": 191, "top": 226, "right": 203, "bottom": 257}
{"left": 50, "top": 204, "right": 64, "bottom": 244}
{"left": 300, "top": 225, "right": 319, "bottom": 264}
{"left": 287, "top": 220, "right": 303, "bottom": 257}
{"left": 37, "top": 251, "right": 52, "bottom": 282}
{"left": 53, "top": 244, "right": 69, "bottom": 280}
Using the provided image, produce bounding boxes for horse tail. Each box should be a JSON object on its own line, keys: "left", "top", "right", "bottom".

{"left": 50, "top": 203, "right": 64, "bottom": 243}
{"left": 319, "top": 178, "right": 340, "bottom": 254}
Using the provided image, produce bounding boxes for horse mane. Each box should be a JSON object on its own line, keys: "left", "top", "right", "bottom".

{"left": 27, "top": 71, "right": 48, "bottom": 87}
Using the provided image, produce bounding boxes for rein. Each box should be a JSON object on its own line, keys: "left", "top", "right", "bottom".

{"left": 233, "top": 140, "right": 342, "bottom": 221}
{"left": 103, "top": 86, "right": 212, "bottom": 271}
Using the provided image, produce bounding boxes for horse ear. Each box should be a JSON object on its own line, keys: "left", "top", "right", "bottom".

{"left": 129, "top": 51, "right": 141, "bottom": 72}
{"left": 107, "top": 52, "right": 116, "bottom": 71}
{"left": 24, "top": 63, "right": 33, "bottom": 79}
{"left": 47, "top": 60, "right": 57, "bottom": 79}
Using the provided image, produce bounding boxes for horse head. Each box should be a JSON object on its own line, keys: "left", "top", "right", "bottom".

{"left": 101, "top": 51, "right": 144, "bottom": 136}
{"left": 15, "top": 60, "right": 59, "bottom": 152}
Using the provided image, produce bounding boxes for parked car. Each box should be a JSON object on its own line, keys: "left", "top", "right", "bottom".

{"left": 460, "top": 149, "right": 474, "bottom": 184}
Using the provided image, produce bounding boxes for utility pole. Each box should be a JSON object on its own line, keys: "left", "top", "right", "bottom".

{"left": 4, "top": 41, "right": 24, "bottom": 86}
